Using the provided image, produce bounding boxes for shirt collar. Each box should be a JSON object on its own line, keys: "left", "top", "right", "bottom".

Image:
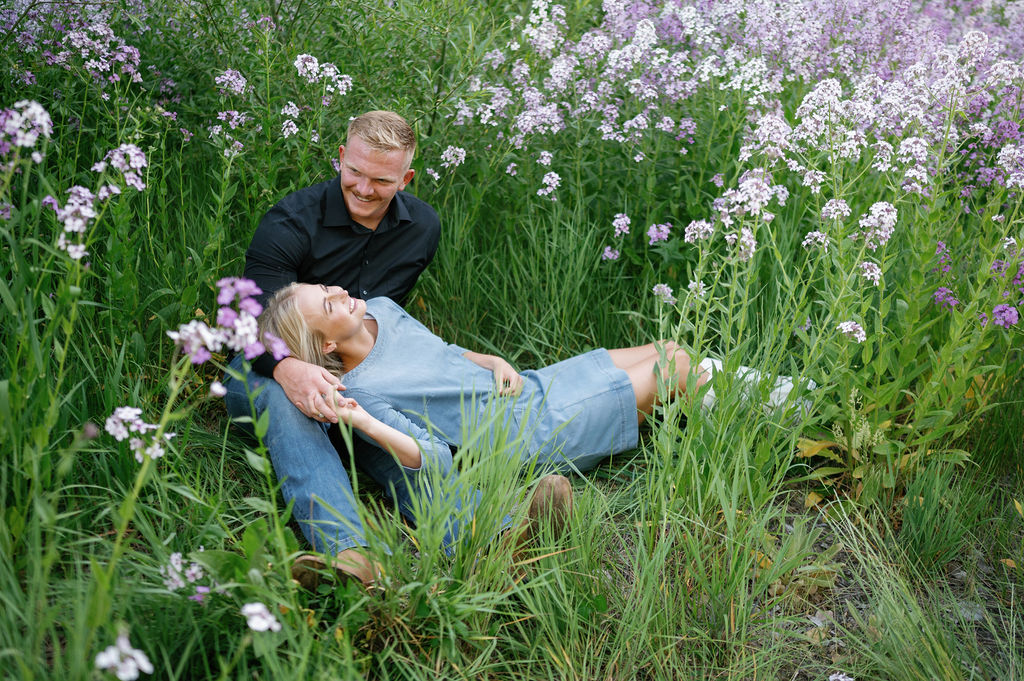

{"left": 324, "top": 175, "right": 412, "bottom": 234}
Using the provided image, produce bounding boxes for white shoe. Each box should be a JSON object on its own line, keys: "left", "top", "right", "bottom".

{"left": 697, "top": 357, "right": 815, "bottom": 415}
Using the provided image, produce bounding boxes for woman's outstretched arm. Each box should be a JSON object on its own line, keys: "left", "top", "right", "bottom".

{"left": 327, "top": 396, "right": 424, "bottom": 469}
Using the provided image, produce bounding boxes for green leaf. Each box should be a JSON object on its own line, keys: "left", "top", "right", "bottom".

{"left": 254, "top": 409, "right": 271, "bottom": 439}
{"left": 241, "top": 496, "right": 275, "bottom": 515}
{"left": 241, "top": 517, "right": 269, "bottom": 559}
{"left": 195, "top": 549, "right": 248, "bottom": 582}
{"left": 244, "top": 448, "right": 271, "bottom": 475}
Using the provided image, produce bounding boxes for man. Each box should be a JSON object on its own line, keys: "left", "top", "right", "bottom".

{"left": 223, "top": 111, "right": 440, "bottom": 585}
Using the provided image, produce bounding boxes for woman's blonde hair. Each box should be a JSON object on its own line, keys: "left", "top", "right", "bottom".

{"left": 258, "top": 283, "right": 345, "bottom": 374}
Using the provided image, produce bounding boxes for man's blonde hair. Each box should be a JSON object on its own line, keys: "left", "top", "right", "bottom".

{"left": 259, "top": 283, "right": 345, "bottom": 375}
{"left": 347, "top": 110, "right": 416, "bottom": 158}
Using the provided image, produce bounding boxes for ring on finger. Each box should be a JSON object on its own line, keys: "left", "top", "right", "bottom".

{"left": 317, "top": 412, "right": 324, "bottom": 419}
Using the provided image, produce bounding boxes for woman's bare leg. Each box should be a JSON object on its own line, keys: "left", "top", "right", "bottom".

{"left": 607, "top": 341, "right": 709, "bottom": 423}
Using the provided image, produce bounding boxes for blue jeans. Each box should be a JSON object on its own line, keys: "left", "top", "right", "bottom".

{"left": 223, "top": 355, "right": 480, "bottom": 556}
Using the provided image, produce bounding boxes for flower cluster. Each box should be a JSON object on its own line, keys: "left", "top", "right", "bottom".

{"left": 215, "top": 69, "right": 249, "bottom": 96}
{"left": 652, "top": 283, "right": 676, "bottom": 304}
{"left": 537, "top": 171, "right": 560, "bottom": 199}
{"left": 56, "top": 19, "right": 143, "bottom": 91}
{"left": 167, "top": 277, "right": 289, "bottom": 365}
{"left": 52, "top": 186, "right": 97, "bottom": 260}
{"left": 95, "top": 143, "right": 148, "bottom": 191}
{"left": 837, "top": 321, "right": 867, "bottom": 343}
{"left": 293, "top": 54, "right": 352, "bottom": 97}
{"left": 104, "top": 406, "right": 175, "bottom": 463}
{"left": 161, "top": 549, "right": 217, "bottom": 603}
{"left": 95, "top": 631, "right": 153, "bottom": 680}
{"left": 646, "top": 222, "right": 671, "bottom": 245}
{"left": 859, "top": 261, "right": 882, "bottom": 286}
{"left": 991, "top": 303, "right": 1020, "bottom": 328}
{"left": 683, "top": 219, "right": 713, "bottom": 243}
{"left": 612, "top": 213, "right": 631, "bottom": 237}
{"left": 724, "top": 226, "right": 758, "bottom": 262}
{"left": 1, "top": 100, "right": 53, "bottom": 169}
{"left": 854, "top": 202, "right": 898, "bottom": 251}
{"left": 440, "top": 145, "right": 467, "bottom": 169}
{"left": 43, "top": 142, "right": 148, "bottom": 260}
{"left": 821, "top": 199, "right": 851, "bottom": 221}
{"left": 242, "top": 602, "right": 282, "bottom": 632}
{"left": 802, "top": 230, "right": 830, "bottom": 252}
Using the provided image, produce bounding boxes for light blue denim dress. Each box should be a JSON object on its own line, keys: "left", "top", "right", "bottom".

{"left": 343, "top": 298, "right": 639, "bottom": 473}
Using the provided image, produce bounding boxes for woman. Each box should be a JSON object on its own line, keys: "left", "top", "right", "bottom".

{"left": 260, "top": 283, "right": 805, "bottom": 585}
{"left": 261, "top": 283, "right": 720, "bottom": 475}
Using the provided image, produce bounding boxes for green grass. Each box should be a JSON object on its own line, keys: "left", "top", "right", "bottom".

{"left": 2, "top": 0, "right": 1023, "bottom": 679}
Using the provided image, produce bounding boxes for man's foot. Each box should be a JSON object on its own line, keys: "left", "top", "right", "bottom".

{"left": 291, "top": 549, "right": 377, "bottom": 591}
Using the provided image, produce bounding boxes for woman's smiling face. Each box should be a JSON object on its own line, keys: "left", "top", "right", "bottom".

{"left": 294, "top": 283, "right": 366, "bottom": 351}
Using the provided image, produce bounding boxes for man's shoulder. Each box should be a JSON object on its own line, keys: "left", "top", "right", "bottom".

{"left": 395, "top": 190, "right": 440, "bottom": 227}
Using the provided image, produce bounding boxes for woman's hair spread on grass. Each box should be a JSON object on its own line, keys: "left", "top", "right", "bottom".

{"left": 346, "top": 110, "right": 416, "bottom": 158}
{"left": 259, "top": 283, "right": 345, "bottom": 374}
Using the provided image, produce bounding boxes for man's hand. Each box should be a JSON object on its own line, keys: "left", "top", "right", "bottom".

{"left": 273, "top": 356, "right": 346, "bottom": 423}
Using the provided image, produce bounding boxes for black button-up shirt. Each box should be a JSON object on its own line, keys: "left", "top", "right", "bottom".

{"left": 244, "top": 175, "right": 440, "bottom": 376}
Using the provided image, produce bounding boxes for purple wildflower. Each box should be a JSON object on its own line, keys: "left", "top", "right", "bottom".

{"left": 652, "top": 283, "right": 676, "bottom": 305}
{"left": 602, "top": 246, "right": 620, "bottom": 261}
{"left": 214, "top": 69, "right": 248, "bottom": 96}
{"left": 837, "top": 321, "right": 867, "bottom": 343}
{"left": 440, "top": 145, "right": 466, "bottom": 169}
{"left": 683, "top": 219, "right": 713, "bottom": 243}
{"left": 612, "top": 213, "right": 631, "bottom": 237}
{"left": 992, "top": 304, "right": 1019, "bottom": 328}
{"left": 647, "top": 222, "right": 671, "bottom": 245}
{"left": 537, "top": 171, "right": 560, "bottom": 199}
{"left": 859, "top": 261, "right": 882, "bottom": 286}
{"left": 263, "top": 332, "right": 291, "bottom": 361}
{"left": 802, "top": 230, "right": 830, "bottom": 251}
{"left": 933, "top": 287, "right": 959, "bottom": 308}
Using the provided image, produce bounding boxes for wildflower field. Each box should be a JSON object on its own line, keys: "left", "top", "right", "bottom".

{"left": 2, "top": 0, "right": 1023, "bottom": 678}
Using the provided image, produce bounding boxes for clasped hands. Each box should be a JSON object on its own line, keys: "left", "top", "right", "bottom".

{"left": 273, "top": 356, "right": 362, "bottom": 424}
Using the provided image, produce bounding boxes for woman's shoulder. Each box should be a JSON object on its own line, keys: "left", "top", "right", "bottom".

{"left": 367, "top": 297, "right": 404, "bottom": 314}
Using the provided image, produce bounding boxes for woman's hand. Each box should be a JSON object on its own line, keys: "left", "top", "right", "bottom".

{"left": 326, "top": 395, "right": 371, "bottom": 429}
{"left": 462, "top": 351, "right": 523, "bottom": 396}
{"left": 490, "top": 357, "right": 524, "bottom": 396}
